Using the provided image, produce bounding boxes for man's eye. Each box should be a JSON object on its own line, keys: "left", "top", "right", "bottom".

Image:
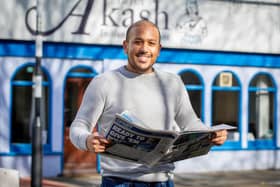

{"left": 134, "top": 40, "right": 142, "bottom": 44}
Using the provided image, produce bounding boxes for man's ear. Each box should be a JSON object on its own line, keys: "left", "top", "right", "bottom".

{"left": 123, "top": 40, "right": 128, "bottom": 54}
{"left": 158, "top": 43, "right": 162, "bottom": 56}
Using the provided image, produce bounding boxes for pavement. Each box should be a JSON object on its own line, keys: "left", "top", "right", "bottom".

{"left": 20, "top": 169, "right": 280, "bottom": 187}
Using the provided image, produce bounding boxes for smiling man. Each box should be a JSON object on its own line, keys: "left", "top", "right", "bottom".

{"left": 123, "top": 20, "right": 161, "bottom": 74}
{"left": 70, "top": 20, "right": 227, "bottom": 187}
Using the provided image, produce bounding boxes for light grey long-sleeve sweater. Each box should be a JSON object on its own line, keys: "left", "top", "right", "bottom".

{"left": 70, "top": 66, "right": 208, "bottom": 182}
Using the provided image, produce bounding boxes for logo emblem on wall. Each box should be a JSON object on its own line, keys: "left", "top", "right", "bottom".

{"left": 176, "top": 0, "right": 207, "bottom": 44}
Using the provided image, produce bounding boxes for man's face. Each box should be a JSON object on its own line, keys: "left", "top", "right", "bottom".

{"left": 123, "top": 22, "right": 161, "bottom": 74}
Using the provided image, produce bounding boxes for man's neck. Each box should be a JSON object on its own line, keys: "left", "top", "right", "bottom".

{"left": 125, "top": 65, "right": 154, "bottom": 74}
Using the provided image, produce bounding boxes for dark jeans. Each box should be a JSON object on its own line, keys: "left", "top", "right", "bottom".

{"left": 101, "top": 176, "right": 174, "bottom": 187}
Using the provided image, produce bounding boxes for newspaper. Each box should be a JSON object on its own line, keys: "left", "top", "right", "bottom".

{"left": 103, "top": 111, "right": 236, "bottom": 166}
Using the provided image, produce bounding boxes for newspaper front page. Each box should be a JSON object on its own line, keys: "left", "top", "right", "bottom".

{"left": 103, "top": 111, "right": 236, "bottom": 166}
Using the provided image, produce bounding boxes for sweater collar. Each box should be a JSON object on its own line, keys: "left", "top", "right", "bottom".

{"left": 119, "top": 66, "right": 156, "bottom": 78}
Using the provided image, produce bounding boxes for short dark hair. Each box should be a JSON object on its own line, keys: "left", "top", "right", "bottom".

{"left": 125, "top": 20, "right": 161, "bottom": 42}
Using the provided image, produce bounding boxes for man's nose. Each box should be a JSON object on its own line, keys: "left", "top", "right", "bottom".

{"left": 139, "top": 43, "right": 149, "bottom": 52}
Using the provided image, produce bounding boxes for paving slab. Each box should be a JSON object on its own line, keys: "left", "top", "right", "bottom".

{"left": 21, "top": 170, "right": 280, "bottom": 187}
{"left": 174, "top": 170, "right": 280, "bottom": 187}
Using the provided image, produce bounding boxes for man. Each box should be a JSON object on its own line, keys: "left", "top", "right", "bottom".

{"left": 70, "top": 20, "right": 227, "bottom": 187}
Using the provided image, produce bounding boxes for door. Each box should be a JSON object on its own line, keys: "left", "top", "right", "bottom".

{"left": 63, "top": 77, "right": 97, "bottom": 176}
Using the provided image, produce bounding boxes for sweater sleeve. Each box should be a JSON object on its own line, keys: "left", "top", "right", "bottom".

{"left": 174, "top": 75, "right": 209, "bottom": 131}
{"left": 69, "top": 76, "right": 107, "bottom": 150}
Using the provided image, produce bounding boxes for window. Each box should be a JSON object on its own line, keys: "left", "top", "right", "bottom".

{"left": 248, "top": 73, "right": 276, "bottom": 148}
{"left": 64, "top": 67, "right": 97, "bottom": 127}
{"left": 179, "top": 70, "right": 204, "bottom": 120}
{"left": 212, "top": 71, "right": 241, "bottom": 146}
{"left": 11, "top": 64, "right": 50, "bottom": 151}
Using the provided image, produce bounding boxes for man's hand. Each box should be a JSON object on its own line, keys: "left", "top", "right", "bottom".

{"left": 211, "top": 130, "right": 228, "bottom": 145}
{"left": 86, "top": 132, "right": 111, "bottom": 153}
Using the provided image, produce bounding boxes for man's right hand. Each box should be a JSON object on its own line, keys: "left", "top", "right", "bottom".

{"left": 86, "top": 132, "right": 111, "bottom": 153}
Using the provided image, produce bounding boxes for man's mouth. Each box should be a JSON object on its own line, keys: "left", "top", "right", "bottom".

{"left": 137, "top": 55, "right": 150, "bottom": 62}
{"left": 136, "top": 54, "right": 151, "bottom": 62}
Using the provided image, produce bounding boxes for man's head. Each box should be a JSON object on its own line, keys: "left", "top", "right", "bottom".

{"left": 123, "top": 20, "right": 162, "bottom": 74}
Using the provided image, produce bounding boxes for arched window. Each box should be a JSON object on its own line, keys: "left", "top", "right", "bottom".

{"left": 11, "top": 64, "right": 50, "bottom": 148}
{"left": 248, "top": 73, "right": 276, "bottom": 148}
{"left": 212, "top": 71, "right": 241, "bottom": 144}
{"left": 179, "top": 70, "right": 204, "bottom": 120}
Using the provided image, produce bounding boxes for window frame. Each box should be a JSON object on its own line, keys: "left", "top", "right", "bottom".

{"left": 247, "top": 72, "right": 277, "bottom": 150}
{"left": 211, "top": 71, "right": 242, "bottom": 150}
{"left": 63, "top": 65, "right": 98, "bottom": 128}
{"left": 178, "top": 69, "right": 205, "bottom": 122}
{"left": 10, "top": 63, "right": 52, "bottom": 154}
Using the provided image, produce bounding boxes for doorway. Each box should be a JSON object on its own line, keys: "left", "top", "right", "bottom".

{"left": 63, "top": 67, "right": 97, "bottom": 176}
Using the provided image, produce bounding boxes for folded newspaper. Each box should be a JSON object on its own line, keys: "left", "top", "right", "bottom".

{"left": 103, "top": 111, "right": 236, "bottom": 166}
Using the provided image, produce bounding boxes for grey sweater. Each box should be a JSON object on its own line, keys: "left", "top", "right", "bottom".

{"left": 70, "top": 66, "right": 207, "bottom": 182}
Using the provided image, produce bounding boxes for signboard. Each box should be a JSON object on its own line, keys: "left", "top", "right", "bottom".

{"left": 1, "top": 0, "right": 280, "bottom": 53}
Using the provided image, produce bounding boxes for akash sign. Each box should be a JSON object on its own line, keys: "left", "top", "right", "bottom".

{"left": 2, "top": 0, "right": 280, "bottom": 53}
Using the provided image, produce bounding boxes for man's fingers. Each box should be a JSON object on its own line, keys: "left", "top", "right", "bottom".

{"left": 92, "top": 138, "right": 101, "bottom": 145}
{"left": 211, "top": 130, "right": 228, "bottom": 145}
{"left": 86, "top": 134, "right": 111, "bottom": 153}
{"left": 213, "top": 130, "right": 228, "bottom": 138}
{"left": 93, "top": 144, "right": 106, "bottom": 152}
{"left": 212, "top": 136, "right": 227, "bottom": 143}
{"left": 93, "top": 135, "right": 110, "bottom": 145}
{"left": 99, "top": 137, "right": 111, "bottom": 144}
{"left": 89, "top": 141, "right": 107, "bottom": 153}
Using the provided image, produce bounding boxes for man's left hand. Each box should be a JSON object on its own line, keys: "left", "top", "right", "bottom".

{"left": 211, "top": 130, "right": 228, "bottom": 145}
